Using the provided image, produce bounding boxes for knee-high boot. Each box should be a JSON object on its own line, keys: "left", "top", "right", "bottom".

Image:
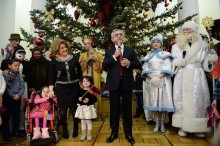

{"left": 72, "top": 118, "right": 79, "bottom": 137}
{"left": 160, "top": 112, "right": 166, "bottom": 133}
{"left": 153, "top": 112, "right": 160, "bottom": 133}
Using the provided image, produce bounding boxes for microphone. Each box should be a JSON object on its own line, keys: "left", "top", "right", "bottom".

{"left": 182, "top": 51, "right": 186, "bottom": 58}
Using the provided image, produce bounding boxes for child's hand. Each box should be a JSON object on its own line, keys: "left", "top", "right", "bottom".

{"left": 13, "top": 94, "right": 20, "bottom": 100}
{"left": 212, "top": 100, "right": 217, "bottom": 107}
{"left": 49, "top": 90, "right": 54, "bottom": 97}
{"left": 2, "top": 70, "right": 9, "bottom": 76}
{"left": 83, "top": 98, "right": 89, "bottom": 104}
{"left": 79, "top": 97, "right": 83, "bottom": 101}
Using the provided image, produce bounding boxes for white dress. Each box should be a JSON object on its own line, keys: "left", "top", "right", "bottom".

{"left": 171, "top": 37, "right": 211, "bottom": 133}
{"left": 141, "top": 49, "right": 175, "bottom": 113}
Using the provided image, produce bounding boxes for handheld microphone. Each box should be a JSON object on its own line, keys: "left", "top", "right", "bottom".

{"left": 182, "top": 51, "right": 186, "bottom": 58}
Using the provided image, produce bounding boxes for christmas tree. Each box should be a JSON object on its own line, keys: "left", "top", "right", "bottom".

{"left": 20, "top": 0, "right": 197, "bottom": 56}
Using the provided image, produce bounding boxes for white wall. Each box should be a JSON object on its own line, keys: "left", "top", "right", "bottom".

{"left": 0, "top": 0, "right": 46, "bottom": 59}
{"left": 177, "top": 0, "right": 220, "bottom": 36}
{"left": 198, "top": 0, "right": 220, "bottom": 36}
{"left": 0, "top": 0, "right": 16, "bottom": 48}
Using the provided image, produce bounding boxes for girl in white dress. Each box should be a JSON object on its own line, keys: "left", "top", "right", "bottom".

{"left": 141, "top": 36, "right": 175, "bottom": 133}
{"left": 75, "top": 76, "right": 97, "bottom": 141}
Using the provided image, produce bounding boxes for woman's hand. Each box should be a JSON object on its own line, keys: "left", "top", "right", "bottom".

{"left": 79, "top": 97, "right": 83, "bottom": 101}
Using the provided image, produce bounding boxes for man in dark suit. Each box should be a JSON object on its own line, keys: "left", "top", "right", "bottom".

{"left": 103, "top": 29, "right": 141, "bottom": 144}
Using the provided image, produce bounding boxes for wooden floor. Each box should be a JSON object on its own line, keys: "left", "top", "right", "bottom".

{"left": 0, "top": 114, "right": 212, "bottom": 146}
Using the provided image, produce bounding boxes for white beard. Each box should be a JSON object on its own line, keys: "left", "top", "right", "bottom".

{"left": 176, "top": 31, "right": 199, "bottom": 50}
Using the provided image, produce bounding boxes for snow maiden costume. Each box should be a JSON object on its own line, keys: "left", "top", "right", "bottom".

{"left": 141, "top": 36, "right": 175, "bottom": 133}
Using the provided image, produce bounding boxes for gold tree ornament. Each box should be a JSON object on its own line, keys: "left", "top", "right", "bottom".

{"left": 44, "top": 9, "right": 55, "bottom": 23}
{"left": 202, "top": 16, "right": 214, "bottom": 30}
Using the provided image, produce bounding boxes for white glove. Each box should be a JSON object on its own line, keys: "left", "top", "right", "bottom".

{"left": 174, "top": 58, "right": 186, "bottom": 67}
{"left": 208, "top": 54, "right": 218, "bottom": 63}
{"left": 150, "top": 77, "right": 161, "bottom": 87}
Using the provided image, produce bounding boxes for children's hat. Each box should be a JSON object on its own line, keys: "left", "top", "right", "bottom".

{"left": 151, "top": 36, "right": 163, "bottom": 47}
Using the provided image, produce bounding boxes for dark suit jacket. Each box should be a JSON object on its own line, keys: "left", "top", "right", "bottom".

{"left": 103, "top": 46, "right": 141, "bottom": 91}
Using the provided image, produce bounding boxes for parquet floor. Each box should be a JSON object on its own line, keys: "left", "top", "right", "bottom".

{"left": 0, "top": 114, "right": 212, "bottom": 146}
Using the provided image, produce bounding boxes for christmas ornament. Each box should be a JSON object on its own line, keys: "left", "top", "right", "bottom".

{"left": 97, "top": 11, "right": 104, "bottom": 22}
{"left": 143, "top": 12, "right": 148, "bottom": 18}
{"left": 145, "top": 8, "right": 149, "bottom": 12}
{"left": 164, "top": 3, "right": 169, "bottom": 7}
{"left": 103, "top": 0, "right": 110, "bottom": 16}
{"left": 34, "top": 38, "right": 44, "bottom": 46}
{"left": 38, "top": 33, "right": 44, "bottom": 38}
{"left": 90, "top": 20, "right": 96, "bottom": 27}
{"left": 131, "top": 17, "right": 137, "bottom": 23}
{"left": 49, "top": 53, "right": 56, "bottom": 59}
{"left": 61, "top": 23, "right": 67, "bottom": 30}
{"left": 74, "top": 10, "right": 80, "bottom": 21}
{"left": 92, "top": 43, "right": 97, "bottom": 48}
{"left": 34, "top": 23, "right": 38, "bottom": 29}
{"left": 44, "top": 9, "right": 54, "bottom": 23}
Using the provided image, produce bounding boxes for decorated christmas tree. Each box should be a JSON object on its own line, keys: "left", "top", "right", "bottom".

{"left": 20, "top": 0, "right": 197, "bottom": 56}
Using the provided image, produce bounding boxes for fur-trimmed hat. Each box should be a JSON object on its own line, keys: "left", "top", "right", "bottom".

{"left": 181, "top": 21, "right": 198, "bottom": 31}
{"left": 15, "top": 46, "right": 26, "bottom": 60}
{"left": 151, "top": 36, "right": 163, "bottom": 47}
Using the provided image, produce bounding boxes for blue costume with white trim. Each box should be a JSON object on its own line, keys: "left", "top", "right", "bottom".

{"left": 141, "top": 48, "right": 175, "bottom": 112}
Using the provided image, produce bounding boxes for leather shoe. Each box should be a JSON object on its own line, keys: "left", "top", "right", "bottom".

{"left": 126, "top": 135, "right": 135, "bottom": 144}
{"left": 106, "top": 134, "right": 118, "bottom": 143}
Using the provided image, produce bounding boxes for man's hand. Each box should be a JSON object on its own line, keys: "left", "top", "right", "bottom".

{"left": 114, "top": 48, "right": 122, "bottom": 58}
{"left": 121, "top": 58, "right": 130, "bottom": 67}
{"left": 79, "top": 97, "right": 83, "bottom": 101}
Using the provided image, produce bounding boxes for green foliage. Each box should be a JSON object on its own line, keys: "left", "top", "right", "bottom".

{"left": 21, "top": 0, "right": 197, "bottom": 55}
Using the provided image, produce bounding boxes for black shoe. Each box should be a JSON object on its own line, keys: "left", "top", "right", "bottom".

{"left": 106, "top": 134, "right": 118, "bottom": 143}
{"left": 126, "top": 135, "right": 135, "bottom": 144}
{"left": 3, "top": 137, "right": 12, "bottom": 142}
{"left": 62, "top": 129, "right": 69, "bottom": 139}
{"left": 72, "top": 130, "right": 78, "bottom": 138}
{"left": 133, "top": 114, "right": 140, "bottom": 118}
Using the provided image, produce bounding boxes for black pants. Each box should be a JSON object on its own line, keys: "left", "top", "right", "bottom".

{"left": 109, "top": 80, "right": 133, "bottom": 136}
{"left": 59, "top": 105, "right": 79, "bottom": 131}
{"left": 2, "top": 95, "right": 21, "bottom": 138}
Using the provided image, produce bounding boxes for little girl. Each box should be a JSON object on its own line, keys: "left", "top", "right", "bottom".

{"left": 75, "top": 76, "right": 98, "bottom": 142}
{"left": 30, "top": 86, "right": 56, "bottom": 140}
{"left": 141, "top": 36, "right": 175, "bottom": 133}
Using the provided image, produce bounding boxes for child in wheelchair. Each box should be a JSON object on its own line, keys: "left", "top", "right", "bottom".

{"left": 28, "top": 86, "right": 57, "bottom": 140}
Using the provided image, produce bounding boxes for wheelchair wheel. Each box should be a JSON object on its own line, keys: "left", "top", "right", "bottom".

{"left": 53, "top": 131, "right": 58, "bottom": 143}
{"left": 26, "top": 134, "right": 31, "bottom": 146}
